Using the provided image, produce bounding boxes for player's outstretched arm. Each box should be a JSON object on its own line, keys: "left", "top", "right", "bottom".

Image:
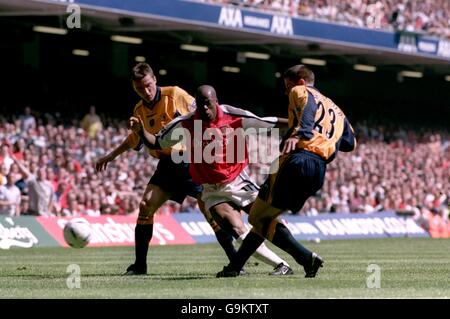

{"left": 95, "top": 139, "right": 131, "bottom": 172}
{"left": 338, "top": 118, "right": 357, "bottom": 152}
{"left": 274, "top": 117, "right": 288, "bottom": 128}
{"left": 226, "top": 104, "right": 287, "bottom": 130}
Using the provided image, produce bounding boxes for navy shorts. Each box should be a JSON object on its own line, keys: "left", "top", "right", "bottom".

{"left": 258, "top": 150, "right": 326, "bottom": 213}
{"left": 149, "top": 157, "right": 203, "bottom": 204}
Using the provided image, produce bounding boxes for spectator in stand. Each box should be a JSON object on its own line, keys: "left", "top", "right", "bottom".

{"left": 19, "top": 106, "right": 36, "bottom": 133}
{"left": 0, "top": 163, "right": 8, "bottom": 186}
{"left": 0, "top": 143, "right": 14, "bottom": 174}
{"left": 11, "top": 153, "right": 56, "bottom": 216}
{"left": 203, "top": 0, "right": 450, "bottom": 39}
{"left": 81, "top": 105, "right": 103, "bottom": 138}
{"left": 0, "top": 101, "right": 447, "bottom": 231}
{"left": 12, "top": 138, "right": 26, "bottom": 161}
{"left": 0, "top": 174, "right": 21, "bottom": 216}
{"left": 61, "top": 193, "right": 81, "bottom": 216}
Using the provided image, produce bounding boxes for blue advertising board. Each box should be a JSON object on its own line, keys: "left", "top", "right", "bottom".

{"left": 172, "top": 211, "right": 429, "bottom": 242}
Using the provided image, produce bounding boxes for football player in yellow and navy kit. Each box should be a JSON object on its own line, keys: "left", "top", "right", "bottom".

{"left": 95, "top": 63, "right": 237, "bottom": 275}
{"left": 217, "top": 64, "right": 357, "bottom": 278}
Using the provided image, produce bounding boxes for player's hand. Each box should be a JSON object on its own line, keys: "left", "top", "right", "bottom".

{"left": 281, "top": 137, "right": 299, "bottom": 155}
{"left": 95, "top": 154, "right": 114, "bottom": 172}
{"left": 128, "top": 116, "right": 143, "bottom": 133}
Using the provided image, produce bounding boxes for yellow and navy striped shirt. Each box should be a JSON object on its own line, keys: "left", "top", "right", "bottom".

{"left": 288, "top": 85, "right": 356, "bottom": 161}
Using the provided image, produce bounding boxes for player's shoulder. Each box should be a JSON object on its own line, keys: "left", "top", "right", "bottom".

{"left": 220, "top": 104, "right": 241, "bottom": 114}
{"left": 220, "top": 104, "right": 254, "bottom": 118}
{"left": 160, "top": 86, "right": 192, "bottom": 99}
{"left": 289, "top": 85, "right": 308, "bottom": 100}
{"left": 159, "top": 111, "right": 195, "bottom": 134}
{"left": 308, "top": 87, "right": 344, "bottom": 113}
{"left": 306, "top": 86, "right": 327, "bottom": 99}
{"left": 175, "top": 110, "right": 196, "bottom": 121}
{"left": 133, "top": 100, "right": 144, "bottom": 113}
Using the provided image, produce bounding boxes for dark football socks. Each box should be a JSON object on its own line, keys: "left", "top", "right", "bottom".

{"left": 271, "top": 222, "right": 312, "bottom": 266}
{"left": 228, "top": 231, "right": 265, "bottom": 271}
{"left": 214, "top": 228, "right": 237, "bottom": 262}
{"left": 134, "top": 224, "right": 153, "bottom": 268}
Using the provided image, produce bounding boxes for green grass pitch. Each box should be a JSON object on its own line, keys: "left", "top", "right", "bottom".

{"left": 0, "top": 238, "right": 448, "bottom": 298}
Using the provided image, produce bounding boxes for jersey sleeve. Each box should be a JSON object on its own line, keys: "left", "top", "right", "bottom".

{"left": 174, "top": 86, "right": 196, "bottom": 115}
{"left": 338, "top": 118, "right": 357, "bottom": 152}
{"left": 221, "top": 105, "right": 278, "bottom": 130}
{"left": 155, "top": 118, "right": 188, "bottom": 149}
{"left": 295, "top": 90, "right": 318, "bottom": 140}
{"left": 124, "top": 104, "right": 144, "bottom": 151}
{"left": 288, "top": 86, "right": 308, "bottom": 129}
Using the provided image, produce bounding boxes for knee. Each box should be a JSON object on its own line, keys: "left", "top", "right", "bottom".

{"left": 212, "top": 204, "right": 246, "bottom": 237}
{"left": 139, "top": 199, "right": 158, "bottom": 216}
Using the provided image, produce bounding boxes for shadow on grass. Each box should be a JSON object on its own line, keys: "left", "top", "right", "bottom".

{"left": 159, "top": 275, "right": 211, "bottom": 281}
{"left": 0, "top": 273, "right": 128, "bottom": 279}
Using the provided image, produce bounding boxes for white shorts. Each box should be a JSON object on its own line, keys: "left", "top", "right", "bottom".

{"left": 201, "top": 170, "right": 260, "bottom": 211}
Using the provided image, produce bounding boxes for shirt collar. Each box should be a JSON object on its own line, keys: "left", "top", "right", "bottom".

{"left": 142, "top": 86, "right": 161, "bottom": 109}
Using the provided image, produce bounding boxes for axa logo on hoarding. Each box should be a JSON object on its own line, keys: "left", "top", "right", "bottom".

{"left": 270, "top": 15, "right": 293, "bottom": 35}
{"left": 0, "top": 217, "right": 38, "bottom": 249}
{"left": 218, "top": 7, "right": 293, "bottom": 35}
{"left": 218, "top": 7, "right": 243, "bottom": 28}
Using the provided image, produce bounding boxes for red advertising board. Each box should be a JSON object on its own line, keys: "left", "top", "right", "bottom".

{"left": 36, "top": 215, "right": 195, "bottom": 247}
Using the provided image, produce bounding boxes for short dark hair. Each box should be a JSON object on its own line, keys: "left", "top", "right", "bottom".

{"left": 283, "top": 65, "right": 315, "bottom": 85}
{"left": 131, "top": 63, "right": 154, "bottom": 80}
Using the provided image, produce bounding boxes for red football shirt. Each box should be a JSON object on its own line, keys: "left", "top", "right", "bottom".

{"left": 156, "top": 104, "right": 279, "bottom": 185}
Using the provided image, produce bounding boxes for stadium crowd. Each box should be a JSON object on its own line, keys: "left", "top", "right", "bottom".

{"left": 0, "top": 107, "right": 448, "bottom": 235}
{"left": 200, "top": 0, "right": 450, "bottom": 39}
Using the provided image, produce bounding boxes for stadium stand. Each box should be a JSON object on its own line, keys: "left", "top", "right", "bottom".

{"left": 201, "top": 0, "right": 450, "bottom": 39}
{"left": 0, "top": 109, "right": 448, "bottom": 236}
